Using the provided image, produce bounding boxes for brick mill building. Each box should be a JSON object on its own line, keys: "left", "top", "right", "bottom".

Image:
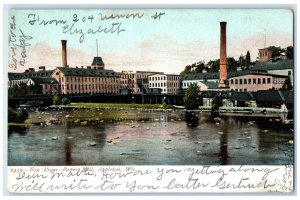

{"left": 50, "top": 40, "right": 120, "bottom": 95}
{"left": 51, "top": 67, "right": 120, "bottom": 94}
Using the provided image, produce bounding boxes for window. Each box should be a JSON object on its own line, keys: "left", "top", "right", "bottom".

{"left": 239, "top": 79, "right": 242, "bottom": 84}
{"left": 248, "top": 79, "right": 251, "bottom": 84}
{"left": 288, "top": 71, "right": 292, "bottom": 76}
{"left": 258, "top": 78, "right": 261, "bottom": 84}
{"left": 235, "top": 79, "right": 238, "bottom": 84}
{"left": 231, "top": 79, "right": 234, "bottom": 84}
{"left": 244, "top": 79, "right": 247, "bottom": 84}
{"left": 253, "top": 79, "right": 256, "bottom": 84}
{"left": 262, "top": 78, "right": 266, "bottom": 84}
{"left": 267, "top": 78, "right": 271, "bottom": 84}
{"left": 244, "top": 89, "right": 247, "bottom": 92}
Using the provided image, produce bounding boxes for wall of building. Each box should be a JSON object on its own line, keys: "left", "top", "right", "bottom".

{"left": 149, "top": 74, "right": 181, "bottom": 94}
{"left": 229, "top": 74, "right": 287, "bottom": 92}
{"left": 267, "top": 69, "right": 293, "bottom": 86}
{"left": 41, "top": 84, "right": 59, "bottom": 95}
{"left": 51, "top": 68, "right": 120, "bottom": 94}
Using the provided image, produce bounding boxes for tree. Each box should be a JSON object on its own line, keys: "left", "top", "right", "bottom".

{"left": 207, "top": 59, "right": 220, "bottom": 72}
{"left": 52, "top": 94, "right": 62, "bottom": 105}
{"left": 181, "top": 65, "right": 192, "bottom": 74}
{"left": 238, "top": 54, "right": 245, "bottom": 68}
{"left": 245, "top": 51, "right": 251, "bottom": 68}
{"left": 18, "top": 83, "right": 29, "bottom": 96}
{"left": 269, "top": 46, "right": 284, "bottom": 59}
{"left": 286, "top": 46, "right": 293, "bottom": 59}
{"left": 194, "top": 61, "right": 206, "bottom": 73}
{"left": 211, "top": 95, "right": 223, "bottom": 114}
{"left": 8, "top": 108, "right": 28, "bottom": 123}
{"left": 61, "top": 97, "right": 71, "bottom": 105}
{"left": 227, "top": 57, "right": 238, "bottom": 71}
{"left": 282, "top": 77, "right": 293, "bottom": 90}
{"left": 28, "top": 84, "right": 42, "bottom": 95}
{"left": 183, "top": 83, "right": 200, "bottom": 110}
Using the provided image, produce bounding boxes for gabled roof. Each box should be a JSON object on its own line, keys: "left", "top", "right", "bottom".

{"left": 231, "top": 92, "right": 254, "bottom": 101}
{"left": 228, "top": 71, "right": 289, "bottom": 79}
{"left": 91, "top": 57, "right": 104, "bottom": 66}
{"left": 56, "top": 67, "right": 119, "bottom": 77}
{"left": 182, "top": 72, "right": 219, "bottom": 81}
{"left": 199, "top": 81, "right": 219, "bottom": 89}
{"left": 252, "top": 59, "right": 294, "bottom": 71}
{"left": 29, "top": 77, "right": 58, "bottom": 84}
{"left": 254, "top": 90, "right": 286, "bottom": 102}
{"left": 8, "top": 70, "right": 54, "bottom": 80}
{"left": 227, "top": 70, "right": 251, "bottom": 78}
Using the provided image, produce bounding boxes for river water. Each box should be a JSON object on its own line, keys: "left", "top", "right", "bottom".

{"left": 8, "top": 108, "right": 294, "bottom": 166}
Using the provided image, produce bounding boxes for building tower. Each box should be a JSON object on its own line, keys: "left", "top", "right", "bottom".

{"left": 219, "top": 22, "right": 228, "bottom": 87}
{"left": 91, "top": 39, "right": 105, "bottom": 69}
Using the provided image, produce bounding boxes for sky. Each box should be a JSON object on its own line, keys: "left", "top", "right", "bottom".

{"left": 8, "top": 9, "right": 293, "bottom": 74}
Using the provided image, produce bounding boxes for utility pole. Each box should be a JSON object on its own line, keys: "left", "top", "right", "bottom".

{"left": 264, "top": 28, "right": 267, "bottom": 48}
{"left": 96, "top": 39, "right": 99, "bottom": 57}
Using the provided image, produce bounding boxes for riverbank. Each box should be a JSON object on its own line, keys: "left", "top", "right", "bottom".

{"left": 67, "top": 103, "right": 174, "bottom": 109}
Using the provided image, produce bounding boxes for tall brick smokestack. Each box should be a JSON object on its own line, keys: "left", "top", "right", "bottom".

{"left": 219, "top": 22, "right": 227, "bottom": 87}
{"left": 61, "top": 40, "right": 68, "bottom": 67}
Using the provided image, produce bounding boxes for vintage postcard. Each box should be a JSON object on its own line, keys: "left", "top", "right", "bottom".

{"left": 6, "top": 7, "right": 294, "bottom": 193}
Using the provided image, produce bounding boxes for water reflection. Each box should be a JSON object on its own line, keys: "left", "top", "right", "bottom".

{"left": 91, "top": 124, "right": 107, "bottom": 149}
{"left": 219, "top": 118, "right": 229, "bottom": 165}
{"left": 64, "top": 122, "right": 72, "bottom": 165}
{"left": 185, "top": 111, "right": 199, "bottom": 128}
{"left": 8, "top": 126, "right": 28, "bottom": 138}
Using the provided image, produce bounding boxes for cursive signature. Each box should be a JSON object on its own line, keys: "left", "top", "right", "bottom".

{"left": 9, "top": 15, "right": 33, "bottom": 70}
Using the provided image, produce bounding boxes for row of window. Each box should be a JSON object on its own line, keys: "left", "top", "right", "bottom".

{"left": 149, "top": 82, "right": 179, "bottom": 88}
{"left": 259, "top": 51, "right": 270, "bottom": 57}
{"left": 230, "top": 77, "right": 272, "bottom": 85}
{"left": 231, "top": 89, "right": 248, "bottom": 92}
{"left": 182, "top": 81, "right": 197, "bottom": 87}
{"left": 120, "top": 80, "right": 134, "bottom": 84}
{"left": 162, "top": 88, "right": 177, "bottom": 93}
{"left": 13, "top": 73, "right": 51, "bottom": 79}
{"left": 63, "top": 76, "right": 119, "bottom": 83}
{"left": 63, "top": 90, "right": 119, "bottom": 94}
{"left": 62, "top": 84, "right": 119, "bottom": 91}
{"left": 121, "top": 74, "right": 135, "bottom": 79}
{"left": 149, "top": 76, "right": 180, "bottom": 81}
{"left": 44, "top": 85, "right": 58, "bottom": 90}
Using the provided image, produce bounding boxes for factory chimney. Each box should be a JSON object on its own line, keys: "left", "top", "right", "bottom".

{"left": 61, "top": 40, "right": 68, "bottom": 67}
{"left": 219, "top": 22, "right": 228, "bottom": 87}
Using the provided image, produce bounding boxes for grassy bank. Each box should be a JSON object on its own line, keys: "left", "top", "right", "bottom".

{"left": 8, "top": 123, "right": 32, "bottom": 127}
{"left": 68, "top": 103, "right": 173, "bottom": 109}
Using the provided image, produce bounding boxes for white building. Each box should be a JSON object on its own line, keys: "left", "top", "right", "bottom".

{"left": 181, "top": 73, "right": 219, "bottom": 90}
{"left": 148, "top": 74, "right": 181, "bottom": 94}
{"left": 251, "top": 59, "right": 293, "bottom": 86}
